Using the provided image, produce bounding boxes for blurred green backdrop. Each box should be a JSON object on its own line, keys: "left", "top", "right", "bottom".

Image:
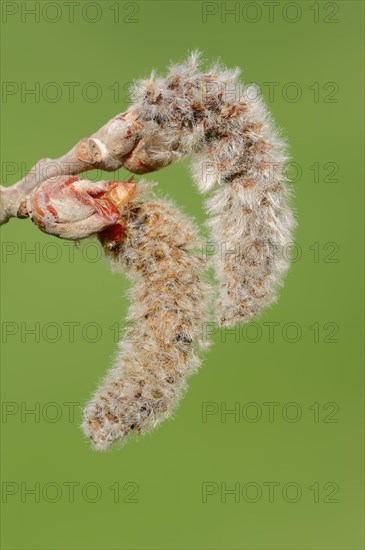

{"left": 1, "top": 1, "right": 364, "bottom": 549}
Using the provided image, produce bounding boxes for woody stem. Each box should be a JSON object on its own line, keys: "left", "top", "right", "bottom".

{"left": 0, "top": 107, "right": 141, "bottom": 225}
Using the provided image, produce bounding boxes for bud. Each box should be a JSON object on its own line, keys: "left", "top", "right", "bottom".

{"left": 26, "top": 176, "right": 136, "bottom": 240}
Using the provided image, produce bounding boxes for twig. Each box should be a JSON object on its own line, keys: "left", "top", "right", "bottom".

{"left": 0, "top": 107, "right": 141, "bottom": 224}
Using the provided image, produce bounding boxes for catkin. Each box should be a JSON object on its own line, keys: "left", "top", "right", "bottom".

{"left": 82, "top": 183, "right": 211, "bottom": 450}
{"left": 125, "top": 52, "right": 295, "bottom": 326}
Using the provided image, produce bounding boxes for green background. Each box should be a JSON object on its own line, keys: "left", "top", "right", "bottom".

{"left": 1, "top": 1, "right": 364, "bottom": 548}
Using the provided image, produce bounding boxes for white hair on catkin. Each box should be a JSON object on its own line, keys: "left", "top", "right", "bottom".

{"left": 127, "top": 52, "right": 296, "bottom": 326}
{"left": 82, "top": 183, "right": 211, "bottom": 450}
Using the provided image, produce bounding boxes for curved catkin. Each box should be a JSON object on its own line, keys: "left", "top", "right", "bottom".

{"left": 126, "top": 52, "right": 295, "bottom": 326}
{"left": 82, "top": 184, "right": 211, "bottom": 450}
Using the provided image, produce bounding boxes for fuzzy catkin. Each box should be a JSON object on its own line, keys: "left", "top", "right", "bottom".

{"left": 82, "top": 184, "right": 211, "bottom": 450}
{"left": 126, "top": 52, "right": 295, "bottom": 326}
